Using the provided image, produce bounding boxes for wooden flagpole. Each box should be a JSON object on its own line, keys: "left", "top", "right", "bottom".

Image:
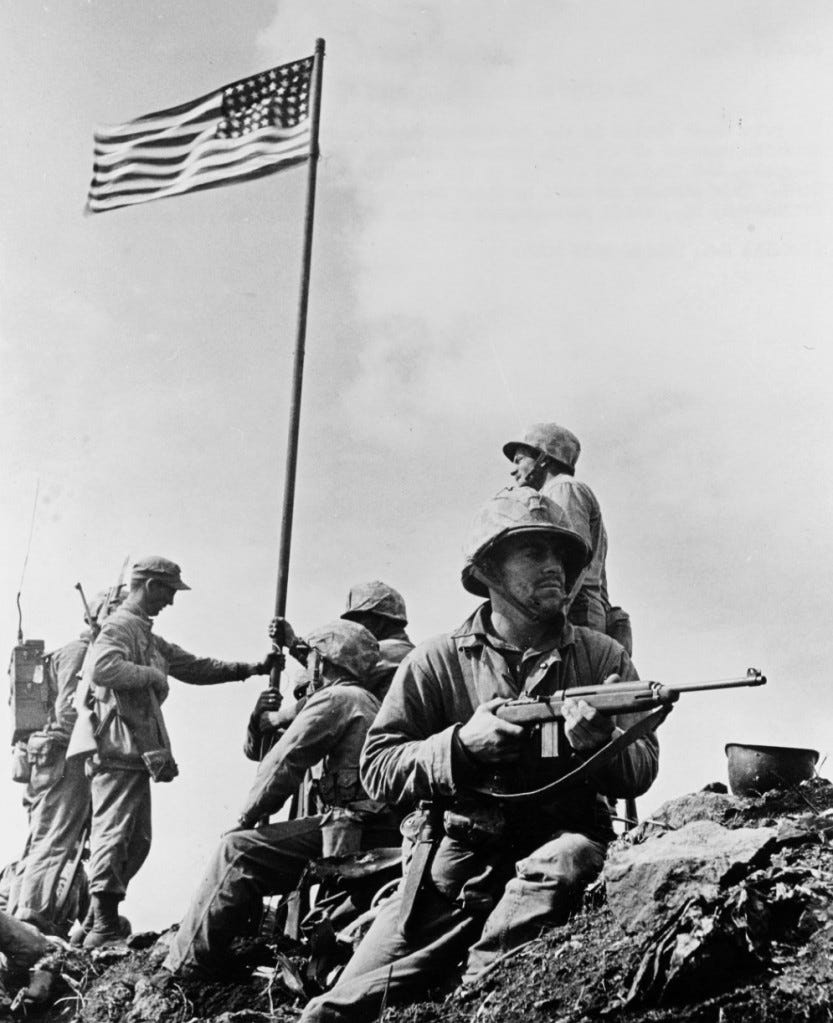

{"left": 269, "top": 37, "right": 326, "bottom": 697}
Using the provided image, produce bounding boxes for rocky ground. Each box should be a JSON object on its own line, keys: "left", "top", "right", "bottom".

{"left": 4, "top": 778, "right": 833, "bottom": 1023}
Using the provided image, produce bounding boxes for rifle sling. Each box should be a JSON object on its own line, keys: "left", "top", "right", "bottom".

{"left": 469, "top": 704, "right": 671, "bottom": 804}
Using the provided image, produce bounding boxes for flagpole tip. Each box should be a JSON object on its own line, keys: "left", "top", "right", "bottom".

{"left": 314, "top": 38, "right": 325, "bottom": 54}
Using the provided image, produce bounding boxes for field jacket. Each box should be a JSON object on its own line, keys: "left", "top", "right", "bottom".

{"left": 88, "top": 606, "right": 254, "bottom": 769}
{"left": 360, "top": 604, "right": 659, "bottom": 843}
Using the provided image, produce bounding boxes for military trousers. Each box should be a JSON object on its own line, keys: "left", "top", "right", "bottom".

{"left": 87, "top": 768, "right": 152, "bottom": 897}
{"left": 13, "top": 752, "right": 90, "bottom": 934}
{"left": 164, "top": 814, "right": 399, "bottom": 977}
{"left": 300, "top": 828, "right": 606, "bottom": 1023}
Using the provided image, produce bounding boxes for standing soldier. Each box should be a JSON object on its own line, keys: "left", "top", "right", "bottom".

{"left": 300, "top": 488, "right": 658, "bottom": 1022}
{"left": 505, "top": 422, "right": 632, "bottom": 653}
{"left": 162, "top": 620, "right": 401, "bottom": 979}
{"left": 10, "top": 587, "right": 125, "bottom": 936}
{"left": 80, "top": 556, "right": 276, "bottom": 948}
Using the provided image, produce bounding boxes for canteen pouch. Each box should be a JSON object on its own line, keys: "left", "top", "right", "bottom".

{"left": 11, "top": 742, "right": 31, "bottom": 783}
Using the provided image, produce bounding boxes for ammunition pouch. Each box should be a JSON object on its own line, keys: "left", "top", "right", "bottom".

{"left": 314, "top": 769, "right": 363, "bottom": 807}
{"left": 142, "top": 749, "right": 179, "bottom": 783}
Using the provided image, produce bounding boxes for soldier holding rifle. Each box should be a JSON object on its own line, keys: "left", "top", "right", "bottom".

{"left": 301, "top": 487, "right": 659, "bottom": 1022}
{"left": 9, "top": 585, "right": 125, "bottom": 937}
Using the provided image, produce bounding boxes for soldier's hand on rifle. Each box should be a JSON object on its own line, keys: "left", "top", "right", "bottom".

{"left": 459, "top": 697, "right": 525, "bottom": 764}
{"left": 269, "top": 617, "right": 297, "bottom": 649}
{"left": 562, "top": 674, "right": 618, "bottom": 753}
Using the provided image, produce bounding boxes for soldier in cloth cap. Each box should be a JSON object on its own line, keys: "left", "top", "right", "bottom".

{"left": 161, "top": 619, "right": 401, "bottom": 980}
{"left": 299, "top": 489, "right": 658, "bottom": 1022}
{"left": 78, "top": 556, "right": 277, "bottom": 948}
{"left": 505, "top": 423, "right": 632, "bottom": 654}
{"left": 246, "top": 581, "right": 414, "bottom": 761}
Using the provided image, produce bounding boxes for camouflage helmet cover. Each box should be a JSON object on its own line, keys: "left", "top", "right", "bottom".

{"left": 502, "top": 423, "right": 581, "bottom": 471}
{"left": 87, "top": 585, "right": 128, "bottom": 625}
{"left": 304, "top": 619, "right": 380, "bottom": 680}
{"left": 461, "top": 487, "right": 592, "bottom": 598}
{"left": 341, "top": 580, "right": 408, "bottom": 625}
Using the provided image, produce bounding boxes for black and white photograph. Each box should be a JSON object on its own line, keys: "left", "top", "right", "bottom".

{"left": 1, "top": 2, "right": 832, "bottom": 1020}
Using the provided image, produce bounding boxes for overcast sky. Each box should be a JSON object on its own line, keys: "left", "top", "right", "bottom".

{"left": 2, "top": 1, "right": 832, "bottom": 931}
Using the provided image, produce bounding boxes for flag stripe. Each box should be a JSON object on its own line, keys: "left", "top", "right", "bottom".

{"left": 86, "top": 55, "right": 314, "bottom": 213}
{"left": 87, "top": 154, "right": 308, "bottom": 213}
{"left": 94, "top": 95, "right": 221, "bottom": 141}
{"left": 91, "top": 131, "right": 312, "bottom": 192}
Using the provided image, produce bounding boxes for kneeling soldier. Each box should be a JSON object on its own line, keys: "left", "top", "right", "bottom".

{"left": 301, "top": 487, "right": 659, "bottom": 1022}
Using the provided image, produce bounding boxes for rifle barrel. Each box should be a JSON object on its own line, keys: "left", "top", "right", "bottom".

{"left": 662, "top": 669, "right": 766, "bottom": 694}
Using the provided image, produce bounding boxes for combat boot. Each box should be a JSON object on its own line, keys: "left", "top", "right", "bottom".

{"left": 83, "top": 893, "right": 125, "bottom": 949}
{"left": 69, "top": 904, "right": 95, "bottom": 946}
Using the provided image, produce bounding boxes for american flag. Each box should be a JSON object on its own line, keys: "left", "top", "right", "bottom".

{"left": 86, "top": 56, "right": 314, "bottom": 214}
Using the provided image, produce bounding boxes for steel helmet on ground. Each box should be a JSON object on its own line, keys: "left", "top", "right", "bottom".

{"left": 502, "top": 423, "right": 581, "bottom": 471}
{"left": 305, "top": 620, "right": 380, "bottom": 680}
{"left": 341, "top": 581, "right": 408, "bottom": 626}
{"left": 461, "top": 487, "right": 591, "bottom": 598}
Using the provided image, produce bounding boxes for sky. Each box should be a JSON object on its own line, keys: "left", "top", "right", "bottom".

{"left": 1, "top": 0, "right": 833, "bottom": 931}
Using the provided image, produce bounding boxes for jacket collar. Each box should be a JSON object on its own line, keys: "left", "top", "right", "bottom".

{"left": 452, "top": 602, "right": 574, "bottom": 654}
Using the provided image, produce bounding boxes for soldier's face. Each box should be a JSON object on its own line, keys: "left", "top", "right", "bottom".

{"left": 510, "top": 446, "right": 540, "bottom": 486}
{"left": 491, "top": 534, "right": 568, "bottom": 614}
{"left": 146, "top": 579, "right": 177, "bottom": 616}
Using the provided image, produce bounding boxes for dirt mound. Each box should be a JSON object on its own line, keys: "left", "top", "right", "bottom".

{"left": 7, "top": 779, "right": 833, "bottom": 1023}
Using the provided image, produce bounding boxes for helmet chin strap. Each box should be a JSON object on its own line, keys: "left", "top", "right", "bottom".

{"left": 515, "top": 451, "right": 550, "bottom": 490}
{"left": 470, "top": 564, "right": 567, "bottom": 626}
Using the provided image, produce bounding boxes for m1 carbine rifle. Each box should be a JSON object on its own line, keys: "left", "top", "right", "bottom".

{"left": 476, "top": 668, "right": 767, "bottom": 802}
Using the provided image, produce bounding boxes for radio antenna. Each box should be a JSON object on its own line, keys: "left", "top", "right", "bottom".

{"left": 16, "top": 479, "right": 41, "bottom": 643}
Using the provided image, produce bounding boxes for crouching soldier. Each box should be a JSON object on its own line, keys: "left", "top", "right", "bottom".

{"left": 246, "top": 581, "right": 415, "bottom": 762}
{"left": 162, "top": 620, "right": 401, "bottom": 979}
{"left": 301, "top": 488, "right": 659, "bottom": 1022}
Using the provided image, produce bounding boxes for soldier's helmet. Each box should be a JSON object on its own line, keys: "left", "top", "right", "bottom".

{"left": 461, "top": 487, "right": 591, "bottom": 598}
{"left": 502, "top": 423, "right": 581, "bottom": 471}
{"left": 341, "top": 581, "right": 408, "bottom": 626}
{"left": 305, "top": 620, "right": 380, "bottom": 680}
{"left": 87, "top": 585, "right": 128, "bottom": 626}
